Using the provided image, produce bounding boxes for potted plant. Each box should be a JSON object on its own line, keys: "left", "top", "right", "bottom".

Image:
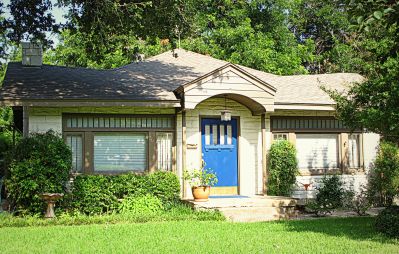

{"left": 183, "top": 166, "right": 218, "bottom": 202}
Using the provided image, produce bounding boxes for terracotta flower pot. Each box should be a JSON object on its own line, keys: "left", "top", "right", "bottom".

{"left": 192, "top": 186, "right": 210, "bottom": 202}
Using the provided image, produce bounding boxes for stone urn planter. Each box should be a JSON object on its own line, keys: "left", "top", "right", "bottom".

{"left": 40, "top": 193, "right": 64, "bottom": 218}
{"left": 192, "top": 186, "right": 211, "bottom": 202}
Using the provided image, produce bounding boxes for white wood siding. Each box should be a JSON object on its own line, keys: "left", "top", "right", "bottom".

{"left": 184, "top": 69, "right": 275, "bottom": 112}
{"left": 177, "top": 97, "right": 263, "bottom": 196}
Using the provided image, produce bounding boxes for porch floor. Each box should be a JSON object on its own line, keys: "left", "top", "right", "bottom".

{"left": 183, "top": 195, "right": 298, "bottom": 222}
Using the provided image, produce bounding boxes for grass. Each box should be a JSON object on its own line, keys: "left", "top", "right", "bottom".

{"left": 0, "top": 217, "right": 397, "bottom": 253}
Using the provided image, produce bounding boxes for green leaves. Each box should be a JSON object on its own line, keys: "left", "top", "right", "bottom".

{"left": 70, "top": 172, "right": 180, "bottom": 215}
{"left": 267, "top": 140, "right": 298, "bottom": 196}
{"left": 5, "top": 131, "right": 71, "bottom": 215}
{"left": 373, "top": 10, "right": 383, "bottom": 20}
{"left": 368, "top": 141, "right": 399, "bottom": 206}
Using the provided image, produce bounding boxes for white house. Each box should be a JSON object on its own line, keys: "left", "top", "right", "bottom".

{"left": 0, "top": 43, "right": 380, "bottom": 199}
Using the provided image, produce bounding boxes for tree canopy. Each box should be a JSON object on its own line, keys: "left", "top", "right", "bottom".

{"left": 0, "top": 0, "right": 398, "bottom": 142}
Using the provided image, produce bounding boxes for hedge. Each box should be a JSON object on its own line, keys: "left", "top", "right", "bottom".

{"left": 67, "top": 171, "right": 180, "bottom": 215}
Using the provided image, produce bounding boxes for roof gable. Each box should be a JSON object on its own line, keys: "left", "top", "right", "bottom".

{"left": 176, "top": 63, "right": 276, "bottom": 114}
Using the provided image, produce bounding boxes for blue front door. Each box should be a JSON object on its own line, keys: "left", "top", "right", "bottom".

{"left": 201, "top": 118, "right": 238, "bottom": 194}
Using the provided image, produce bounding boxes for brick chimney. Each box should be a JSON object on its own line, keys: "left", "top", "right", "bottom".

{"left": 21, "top": 42, "right": 42, "bottom": 66}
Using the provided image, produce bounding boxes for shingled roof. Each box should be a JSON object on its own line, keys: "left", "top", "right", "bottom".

{"left": 0, "top": 48, "right": 363, "bottom": 106}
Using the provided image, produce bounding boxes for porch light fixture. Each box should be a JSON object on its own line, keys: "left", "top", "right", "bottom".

{"left": 221, "top": 110, "right": 231, "bottom": 121}
{"left": 221, "top": 95, "right": 231, "bottom": 121}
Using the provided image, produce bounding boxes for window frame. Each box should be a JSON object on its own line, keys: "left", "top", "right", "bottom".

{"left": 62, "top": 114, "right": 176, "bottom": 174}
{"left": 63, "top": 132, "right": 85, "bottom": 174}
{"left": 295, "top": 132, "right": 341, "bottom": 173}
{"left": 92, "top": 131, "right": 149, "bottom": 174}
{"left": 272, "top": 133, "right": 289, "bottom": 142}
{"left": 348, "top": 133, "right": 362, "bottom": 169}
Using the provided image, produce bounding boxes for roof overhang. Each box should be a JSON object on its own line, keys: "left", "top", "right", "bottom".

{"left": 274, "top": 103, "right": 336, "bottom": 111}
{"left": 0, "top": 99, "right": 181, "bottom": 108}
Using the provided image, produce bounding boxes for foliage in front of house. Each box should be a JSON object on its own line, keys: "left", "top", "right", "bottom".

{"left": 267, "top": 140, "right": 298, "bottom": 196}
{"left": 306, "top": 175, "right": 347, "bottom": 216}
{"left": 5, "top": 131, "right": 71, "bottom": 215}
{"left": 375, "top": 206, "right": 399, "bottom": 238}
{"left": 368, "top": 141, "right": 399, "bottom": 207}
{"left": 68, "top": 171, "right": 180, "bottom": 215}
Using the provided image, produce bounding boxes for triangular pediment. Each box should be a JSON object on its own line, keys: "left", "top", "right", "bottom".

{"left": 174, "top": 64, "right": 276, "bottom": 114}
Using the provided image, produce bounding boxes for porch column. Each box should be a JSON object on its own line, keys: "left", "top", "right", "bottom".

{"left": 182, "top": 111, "right": 187, "bottom": 198}
{"left": 261, "top": 113, "right": 267, "bottom": 195}
{"left": 22, "top": 106, "right": 29, "bottom": 137}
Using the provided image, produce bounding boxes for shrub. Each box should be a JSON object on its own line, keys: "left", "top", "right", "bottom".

{"left": 69, "top": 175, "right": 118, "bottom": 215}
{"left": 111, "top": 173, "right": 149, "bottom": 199}
{"left": 306, "top": 175, "right": 345, "bottom": 216}
{"left": 351, "top": 185, "right": 372, "bottom": 216}
{"left": 267, "top": 140, "right": 298, "bottom": 196}
{"left": 147, "top": 171, "right": 181, "bottom": 203}
{"left": 5, "top": 131, "right": 71, "bottom": 214}
{"left": 375, "top": 206, "right": 399, "bottom": 238}
{"left": 118, "top": 194, "right": 164, "bottom": 215}
{"left": 368, "top": 141, "right": 399, "bottom": 206}
{"left": 69, "top": 171, "right": 180, "bottom": 215}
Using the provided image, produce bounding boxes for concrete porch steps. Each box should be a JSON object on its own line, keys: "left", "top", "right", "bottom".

{"left": 184, "top": 195, "right": 298, "bottom": 222}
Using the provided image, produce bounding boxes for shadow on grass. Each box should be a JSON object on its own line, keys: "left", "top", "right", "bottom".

{"left": 280, "top": 217, "right": 397, "bottom": 244}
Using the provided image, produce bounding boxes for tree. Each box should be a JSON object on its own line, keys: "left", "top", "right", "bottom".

{"left": 182, "top": 0, "right": 314, "bottom": 75}
{"left": 4, "top": 0, "right": 59, "bottom": 47}
{"left": 325, "top": 1, "right": 399, "bottom": 144}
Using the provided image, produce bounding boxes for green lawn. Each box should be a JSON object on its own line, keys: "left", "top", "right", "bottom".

{"left": 0, "top": 217, "right": 397, "bottom": 254}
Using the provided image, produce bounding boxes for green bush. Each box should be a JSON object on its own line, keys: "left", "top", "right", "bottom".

{"left": 68, "top": 175, "right": 118, "bottom": 215}
{"left": 267, "top": 140, "right": 298, "bottom": 196}
{"left": 69, "top": 171, "right": 180, "bottom": 215}
{"left": 147, "top": 171, "right": 181, "bottom": 202}
{"left": 375, "top": 206, "right": 399, "bottom": 238}
{"left": 5, "top": 131, "right": 71, "bottom": 215}
{"left": 306, "top": 175, "right": 345, "bottom": 216}
{"left": 368, "top": 141, "right": 399, "bottom": 206}
{"left": 118, "top": 194, "right": 164, "bottom": 215}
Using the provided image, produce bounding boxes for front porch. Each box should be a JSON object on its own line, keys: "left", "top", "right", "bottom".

{"left": 183, "top": 195, "right": 297, "bottom": 222}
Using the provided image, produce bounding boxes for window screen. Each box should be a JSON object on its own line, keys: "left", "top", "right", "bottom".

{"left": 296, "top": 134, "right": 338, "bottom": 169}
{"left": 94, "top": 133, "right": 147, "bottom": 171}
{"left": 66, "top": 135, "right": 83, "bottom": 173}
{"left": 156, "top": 132, "right": 173, "bottom": 171}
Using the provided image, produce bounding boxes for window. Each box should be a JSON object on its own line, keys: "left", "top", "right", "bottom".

{"left": 156, "top": 133, "right": 173, "bottom": 171}
{"left": 94, "top": 133, "right": 148, "bottom": 172}
{"left": 296, "top": 134, "right": 338, "bottom": 169}
{"left": 66, "top": 134, "right": 83, "bottom": 173}
{"left": 226, "top": 124, "right": 232, "bottom": 145}
{"left": 212, "top": 125, "right": 218, "bottom": 145}
{"left": 66, "top": 115, "right": 173, "bottom": 129}
{"left": 271, "top": 117, "right": 349, "bottom": 131}
{"left": 273, "top": 133, "right": 288, "bottom": 141}
{"left": 205, "top": 125, "right": 210, "bottom": 145}
{"left": 63, "top": 114, "right": 175, "bottom": 173}
{"left": 348, "top": 134, "right": 361, "bottom": 168}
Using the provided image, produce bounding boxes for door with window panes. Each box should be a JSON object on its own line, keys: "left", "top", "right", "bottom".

{"left": 201, "top": 118, "right": 238, "bottom": 195}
